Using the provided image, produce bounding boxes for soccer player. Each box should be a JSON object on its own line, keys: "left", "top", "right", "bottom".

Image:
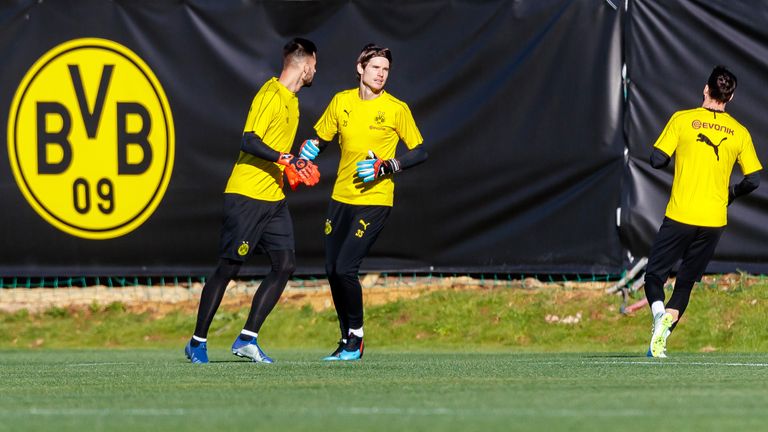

{"left": 645, "top": 65, "right": 762, "bottom": 358}
{"left": 184, "top": 38, "right": 320, "bottom": 364}
{"left": 299, "top": 43, "right": 427, "bottom": 361}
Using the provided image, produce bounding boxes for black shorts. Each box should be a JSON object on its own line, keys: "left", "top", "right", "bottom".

{"left": 645, "top": 217, "right": 724, "bottom": 283}
{"left": 218, "top": 193, "right": 294, "bottom": 261}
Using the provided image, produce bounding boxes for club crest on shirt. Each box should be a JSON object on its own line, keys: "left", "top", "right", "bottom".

{"left": 370, "top": 111, "right": 387, "bottom": 131}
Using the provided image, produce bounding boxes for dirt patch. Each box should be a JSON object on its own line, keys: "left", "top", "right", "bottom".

{"left": 4, "top": 273, "right": 754, "bottom": 315}
{"left": 0, "top": 274, "right": 547, "bottom": 315}
{"left": 0, "top": 274, "right": 610, "bottom": 315}
{"left": 13, "top": 273, "right": 765, "bottom": 314}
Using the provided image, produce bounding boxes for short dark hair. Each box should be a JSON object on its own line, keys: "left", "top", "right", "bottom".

{"left": 707, "top": 65, "right": 737, "bottom": 103}
{"left": 356, "top": 43, "right": 392, "bottom": 78}
{"left": 283, "top": 38, "right": 317, "bottom": 63}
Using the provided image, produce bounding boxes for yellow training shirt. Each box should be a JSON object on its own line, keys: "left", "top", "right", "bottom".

{"left": 653, "top": 107, "right": 762, "bottom": 227}
{"left": 314, "top": 89, "right": 423, "bottom": 206}
{"left": 224, "top": 77, "right": 299, "bottom": 201}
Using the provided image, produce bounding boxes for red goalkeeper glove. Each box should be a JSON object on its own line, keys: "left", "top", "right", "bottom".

{"left": 278, "top": 154, "right": 320, "bottom": 190}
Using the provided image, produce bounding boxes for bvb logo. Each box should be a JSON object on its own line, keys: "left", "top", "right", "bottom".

{"left": 374, "top": 111, "right": 385, "bottom": 125}
{"left": 691, "top": 120, "right": 702, "bottom": 129}
{"left": 237, "top": 241, "right": 250, "bottom": 256}
{"left": 7, "top": 38, "right": 175, "bottom": 239}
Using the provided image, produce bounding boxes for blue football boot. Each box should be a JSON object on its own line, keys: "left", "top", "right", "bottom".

{"left": 232, "top": 335, "right": 274, "bottom": 364}
{"left": 185, "top": 339, "right": 209, "bottom": 364}
{"left": 338, "top": 335, "right": 364, "bottom": 361}
{"left": 322, "top": 339, "right": 346, "bottom": 361}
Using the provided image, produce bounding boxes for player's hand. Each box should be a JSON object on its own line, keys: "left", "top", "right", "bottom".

{"left": 278, "top": 154, "right": 321, "bottom": 190}
{"left": 299, "top": 139, "right": 320, "bottom": 161}
{"left": 355, "top": 150, "right": 400, "bottom": 183}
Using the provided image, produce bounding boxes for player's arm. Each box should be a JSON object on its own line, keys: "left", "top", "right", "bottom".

{"left": 728, "top": 171, "right": 761, "bottom": 205}
{"left": 356, "top": 146, "right": 428, "bottom": 183}
{"left": 395, "top": 146, "right": 428, "bottom": 170}
{"left": 649, "top": 148, "right": 671, "bottom": 169}
{"left": 241, "top": 131, "right": 281, "bottom": 162}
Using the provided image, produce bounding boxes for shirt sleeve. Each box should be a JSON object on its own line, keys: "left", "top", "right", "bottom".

{"left": 244, "top": 88, "right": 281, "bottom": 142}
{"left": 738, "top": 130, "right": 763, "bottom": 175}
{"left": 652, "top": 114, "right": 679, "bottom": 157}
{"left": 396, "top": 104, "right": 424, "bottom": 150}
{"left": 314, "top": 94, "right": 339, "bottom": 142}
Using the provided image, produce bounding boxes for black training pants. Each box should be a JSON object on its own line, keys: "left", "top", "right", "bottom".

{"left": 644, "top": 217, "right": 724, "bottom": 317}
{"left": 324, "top": 200, "right": 391, "bottom": 338}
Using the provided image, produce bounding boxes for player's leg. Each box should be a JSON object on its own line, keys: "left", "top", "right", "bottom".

{"left": 323, "top": 200, "right": 353, "bottom": 359}
{"left": 645, "top": 218, "right": 695, "bottom": 309}
{"left": 185, "top": 258, "right": 242, "bottom": 363}
{"left": 644, "top": 217, "right": 696, "bottom": 357}
{"left": 232, "top": 200, "right": 295, "bottom": 363}
{"left": 666, "top": 225, "right": 725, "bottom": 332}
{"left": 186, "top": 194, "right": 257, "bottom": 363}
{"left": 242, "top": 250, "right": 296, "bottom": 333}
{"left": 331, "top": 205, "right": 391, "bottom": 361}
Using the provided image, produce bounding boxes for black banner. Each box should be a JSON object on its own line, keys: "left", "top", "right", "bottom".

{"left": 16, "top": 0, "right": 767, "bottom": 277}
{"left": 622, "top": 0, "right": 768, "bottom": 273}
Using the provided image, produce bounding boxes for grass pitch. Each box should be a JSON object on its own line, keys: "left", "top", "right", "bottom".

{"left": 2, "top": 349, "right": 768, "bottom": 432}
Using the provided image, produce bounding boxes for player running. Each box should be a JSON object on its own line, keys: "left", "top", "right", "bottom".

{"left": 298, "top": 43, "right": 428, "bottom": 361}
{"left": 184, "top": 38, "right": 320, "bottom": 364}
{"left": 644, "top": 65, "right": 762, "bottom": 358}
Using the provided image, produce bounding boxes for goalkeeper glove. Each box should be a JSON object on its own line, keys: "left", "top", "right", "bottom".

{"left": 299, "top": 139, "right": 320, "bottom": 161}
{"left": 355, "top": 150, "right": 400, "bottom": 183}
{"left": 278, "top": 153, "right": 321, "bottom": 190}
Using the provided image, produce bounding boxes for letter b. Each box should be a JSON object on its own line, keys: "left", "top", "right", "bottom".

{"left": 37, "top": 102, "right": 73, "bottom": 174}
{"left": 117, "top": 102, "right": 152, "bottom": 175}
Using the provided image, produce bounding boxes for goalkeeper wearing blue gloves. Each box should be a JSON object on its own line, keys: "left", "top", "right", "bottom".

{"left": 300, "top": 43, "right": 427, "bottom": 361}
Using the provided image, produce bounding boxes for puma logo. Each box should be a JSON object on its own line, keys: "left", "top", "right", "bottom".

{"left": 355, "top": 219, "right": 370, "bottom": 238}
{"left": 696, "top": 133, "right": 726, "bottom": 161}
{"left": 343, "top": 109, "right": 351, "bottom": 117}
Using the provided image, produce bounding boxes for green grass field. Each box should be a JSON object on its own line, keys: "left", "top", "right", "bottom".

{"left": 2, "top": 350, "right": 768, "bottom": 432}
{"left": 3, "top": 282, "right": 768, "bottom": 431}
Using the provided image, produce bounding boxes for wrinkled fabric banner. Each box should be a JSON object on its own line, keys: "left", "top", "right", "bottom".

{"left": 622, "top": 0, "right": 768, "bottom": 273}
{"left": 0, "top": 0, "right": 623, "bottom": 276}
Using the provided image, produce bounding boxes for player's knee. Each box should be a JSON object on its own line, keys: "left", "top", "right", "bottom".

{"left": 276, "top": 257, "right": 296, "bottom": 277}
{"left": 216, "top": 258, "right": 242, "bottom": 280}
{"left": 334, "top": 262, "right": 360, "bottom": 280}
{"left": 325, "top": 262, "right": 337, "bottom": 278}
{"left": 268, "top": 250, "right": 296, "bottom": 277}
{"left": 673, "top": 278, "right": 695, "bottom": 293}
{"left": 645, "top": 273, "right": 665, "bottom": 287}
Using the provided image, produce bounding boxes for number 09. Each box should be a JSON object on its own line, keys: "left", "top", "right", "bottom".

{"left": 72, "top": 178, "right": 115, "bottom": 214}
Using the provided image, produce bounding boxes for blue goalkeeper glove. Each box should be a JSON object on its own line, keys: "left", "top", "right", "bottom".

{"left": 356, "top": 150, "right": 400, "bottom": 183}
{"left": 299, "top": 139, "right": 320, "bottom": 161}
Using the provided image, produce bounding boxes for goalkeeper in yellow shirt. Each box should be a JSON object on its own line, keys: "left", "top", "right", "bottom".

{"left": 184, "top": 38, "right": 320, "bottom": 364}
{"left": 645, "top": 65, "right": 762, "bottom": 358}
{"left": 299, "top": 43, "right": 428, "bottom": 360}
